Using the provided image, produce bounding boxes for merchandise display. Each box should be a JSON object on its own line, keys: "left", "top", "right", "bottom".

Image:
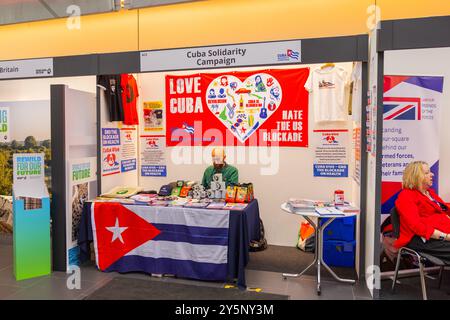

{"left": 226, "top": 185, "right": 237, "bottom": 203}
{"left": 120, "top": 74, "right": 139, "bottom": 125}
{"left": 98, "top": 75, "right": 124, "bottom": 122}
{"left": 101, "top": 186, "right": 142, "bottom": 198}
{"left": 305, "top": 64, "right": 348, "bottom": 122}
{"left": 207, "top": 174, "right": 226, "bottom": 199}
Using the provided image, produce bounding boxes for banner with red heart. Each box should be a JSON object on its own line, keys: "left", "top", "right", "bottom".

{"left": 165, "top": 68, "right": 310, "bottom": 147}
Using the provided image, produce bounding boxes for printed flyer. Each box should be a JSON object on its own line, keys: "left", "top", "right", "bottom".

{"left": 313, "top": 129, "right": 349, "bottom": 177}
{"left": 140, "top": 136, "right": 167, "bottom": 177}
{"left": 353, "top": 127, "right": 361, "bottom": 185}
{"left": 381, "top": 75, "right": 443, "bottom": 214}
{"left": 165, "top": 68, "right": 309, "bottom": 147}
{"left": 120, "top": 127, "right": 137, "bottom": 173}
{"left": 143, "top": 101, "right": 164, "bottom": 133}
{"left": 102, "top": 128, "right": 121, "bottom": 176}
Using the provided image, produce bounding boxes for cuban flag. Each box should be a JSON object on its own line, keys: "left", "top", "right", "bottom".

{"left": 287, "top": 49, "right": 300, "bottom": 60}
{"left": 182, "top": 122, "right": 195, "bottom": 134}
{"left": 383, "top": 97, "right": 421, "bottom": 121}
{"left": 91, "top": 202, "right": 229, "bottom": 281}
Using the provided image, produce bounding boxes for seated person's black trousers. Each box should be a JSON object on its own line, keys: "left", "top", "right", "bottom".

{"left": 407, "top": 236, "right": 450, "bottom": 265}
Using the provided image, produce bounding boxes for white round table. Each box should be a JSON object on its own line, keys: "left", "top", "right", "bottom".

{"left": 281, "top": 202, "right": 358, "bottom": 295}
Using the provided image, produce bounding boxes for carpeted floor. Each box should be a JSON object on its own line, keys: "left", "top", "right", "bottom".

{"left": 247, "top": 245, "right": 357, "bottom": 280}
{"left": 85, "top": 277, "right": 289, "bottom": 300}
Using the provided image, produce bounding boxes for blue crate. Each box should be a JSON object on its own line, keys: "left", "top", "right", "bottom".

{"left": 323, "top": 240, "right": 356, "bottom": 268}
{"left": 320, "top": 216, "right": 356, "bottom": 241}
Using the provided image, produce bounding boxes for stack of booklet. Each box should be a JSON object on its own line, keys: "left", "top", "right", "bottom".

{"left": 315, "top": 207, "right": 345, "bottom": 215}
{"left": 287, "top": 198, "right": 318, "bottom": 212}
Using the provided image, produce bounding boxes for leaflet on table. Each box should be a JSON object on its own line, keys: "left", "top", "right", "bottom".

{"left": 206, "top": 202, "right": 226, "bottom": 209}
{"left": 334, "top": 205, "right": 359, "bottom": 213}
{"left": 223, "top": 203, "right": 248, "bottom": 210}
{"left": 315, "top": 207, "right": 345, "bottom": 215}
{"left": 184, "top": 202, "right": 210, "bottom": 208}
{"left": 130, "top": 194, "right": 158, "bottom": 203}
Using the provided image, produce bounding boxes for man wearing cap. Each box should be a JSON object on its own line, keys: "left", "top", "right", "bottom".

{"left": 202, "top": 147, "right": 239, "bottom": 189}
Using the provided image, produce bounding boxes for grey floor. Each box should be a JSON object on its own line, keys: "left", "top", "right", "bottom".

{"left": 0, "top": 240, "right": 371, "bottom": 300}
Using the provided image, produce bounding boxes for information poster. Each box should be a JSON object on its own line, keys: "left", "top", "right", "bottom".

{"left": 381, "top": 75, "right": 443, "bottom": 214}
{"left": 120, "top": 127, "right": 137, "bottom": 173}
{"left": 166, "top": 68, "right": 309, "bottom": 147}
{"left": 101, "top": 128, "right": 121, "bottom": 176}
{"left": 313, "top": 129, "right": 349, "bottom": 177}
{"left": 13, "top": 153, "right": 45, "bottom": 183}
{"left": 67, "top": 157, "right": 96, "bottom": 267}
{"left": 140, "top": 136, "right": 167, "bottom": 177}
{"left": 0, "top": 107, "right": 9, "bottom": 143}
{"left": 143, "top": 101, "right": 164, "bottom": 133}
{"left": 353, "top": 127, "right": 361, "bottom": 185}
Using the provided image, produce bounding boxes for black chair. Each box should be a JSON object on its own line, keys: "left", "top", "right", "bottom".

{"left": 390, "top": 207, "right": 445, "bottom": 300}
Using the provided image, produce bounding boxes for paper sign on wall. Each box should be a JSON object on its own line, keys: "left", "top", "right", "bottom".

{"left": 120, "top": 127, "right": 137, "bottom": 173}
{"left": 0, "top": 107, "right": 9, "bottom": 143}
{"left": 102, "top": 128, "right": 121, "bottom": 176}
{"left": 143, "top": 101, "right": 164, "bottom": 133}
{"left": 140, "top": 136, "right": 167, "bottom": 177}
{"left": 313, "top": 129, "right": 349, "bottom": 177}
{"left": 353, "top": 127, "right": 361, "bottom": 185}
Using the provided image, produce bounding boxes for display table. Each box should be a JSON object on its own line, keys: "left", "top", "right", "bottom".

{"left": 78, "top": 199, "right": 260, "bottom": 289}
{"left": 281, "top": 202, "right": 358, "bottom": 295}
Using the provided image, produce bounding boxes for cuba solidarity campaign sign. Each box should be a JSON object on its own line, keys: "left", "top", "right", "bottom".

{"left": 381, "top": 75, "right": 444, "bottom": 214}
{"left": 165, "top": 68, "right": 310, "bottom": 147}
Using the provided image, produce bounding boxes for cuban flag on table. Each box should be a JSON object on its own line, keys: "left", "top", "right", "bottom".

{"left": 381, "top": 75, "right": 444, "bottom": 215}
{"left": 91, "top": 202, "right": 229, "bottom": 281}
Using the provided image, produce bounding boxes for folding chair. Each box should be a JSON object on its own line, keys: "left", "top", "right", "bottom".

{"left": 390, "top": 207, "right": 445, "bottom": 300}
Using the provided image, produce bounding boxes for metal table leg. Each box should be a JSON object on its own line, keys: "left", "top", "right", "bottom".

{"left": 283, "top": 215, "right": 356, "bottom": 296}
{"left": 282, "top": 216, "right": 318, "bottom": 279}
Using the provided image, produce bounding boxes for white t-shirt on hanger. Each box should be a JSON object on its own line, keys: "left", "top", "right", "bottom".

{"left": 351, "top": 62, "right": 362, "bottom": 123}
{"left": 305, "top": 66, "right": 348, "bottom": 123}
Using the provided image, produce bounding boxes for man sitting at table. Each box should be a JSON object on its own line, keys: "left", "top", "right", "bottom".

{"left": 202, "top": 147, "right": 239, "bottom": 189}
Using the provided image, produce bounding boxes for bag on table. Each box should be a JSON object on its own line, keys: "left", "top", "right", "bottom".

{"left": 297, "top": 222, "right": 315, "bottom": 252}
{"left": 225, "top": 185, "right": 237, "bottom": 203}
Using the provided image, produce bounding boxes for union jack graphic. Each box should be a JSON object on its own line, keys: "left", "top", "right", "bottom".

{"left": 383, "top": 97, "right": 421, "bottom": 121}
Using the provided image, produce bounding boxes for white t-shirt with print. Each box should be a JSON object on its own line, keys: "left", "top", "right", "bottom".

{"left": 305, "top": 66, "right": 348, "bottom": 122}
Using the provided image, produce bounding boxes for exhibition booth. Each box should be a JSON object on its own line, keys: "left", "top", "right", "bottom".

{"left": 375, "top": 16, "right": 450, "bottom": 299}
{"left": 0, "top": 35, "right": 368, "bottom": 295}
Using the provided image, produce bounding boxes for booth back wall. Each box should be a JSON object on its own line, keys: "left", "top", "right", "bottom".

{"left": 384, "top": 47, "right": 450, "bottom": 201}
{"left": 137, "top": 63, "right": 358, "bottom": 247}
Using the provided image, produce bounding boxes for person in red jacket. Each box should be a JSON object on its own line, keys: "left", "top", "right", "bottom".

{"left": 395, "top": 161, "right": 450, "bottom": 263}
